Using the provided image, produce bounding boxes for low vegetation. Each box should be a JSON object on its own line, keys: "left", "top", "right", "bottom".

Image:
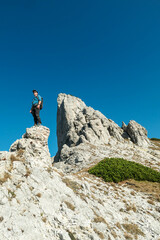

{"left": 0, "top": 172, "right": 11, "bottom": 184}
{"left": 122, "top": 223, "right": 145, "bottom": 237}
{"left": 62, "top": 178, "right": 87, "bottom": 202}
{"left": 150, "top": 138, "right": 160, "bottom": 141}
{"left": 93, "top": 216, "right": 107, "bottom": 224}
{"left": 24, "top": 167, "right": 31, "bottom": 177}
{"left": 93, "top": 228, "right": 104, "bottom": 239}
{"left": 88, "top": 158, "right": 160, "bottom": 183}
{"left": 10, "top": 149, "right": 25, "bottom": 163}
{"left": 124, "top": 180, "right": 160, "bottom": 202}
{"left": 64, "top": 201, "right": 75, "bottom": 211}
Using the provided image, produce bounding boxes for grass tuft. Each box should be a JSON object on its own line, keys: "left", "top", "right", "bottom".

{"left": 122, "top": 223, "right": 144, "bottom": 237}
{"left": 94, "top": 228, "right": 104, "bottom": 239}
{"left": 0, "top": 172, "right": 11, "bottom": 184}
{"left": 64, "top": 201, "right": 75, "bottom": 211}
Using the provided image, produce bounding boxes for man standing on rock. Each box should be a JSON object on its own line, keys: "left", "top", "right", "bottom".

{"left": 30, "top": 90, "right": 42, "bottom": 126}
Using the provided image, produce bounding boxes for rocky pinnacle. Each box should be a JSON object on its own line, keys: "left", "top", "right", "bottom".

{"left": 54, "top": 93, "right": 150, "bottom": 173}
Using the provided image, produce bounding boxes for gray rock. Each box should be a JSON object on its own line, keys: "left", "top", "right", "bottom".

{"left": 55, "top": 93, "right": 124, "bottom": 163}
{"left": 124, "top": 120, "right": 150, "bottom": 147}
{"left": 9, "top": 125, "right": 51, "bottom": 168}
{"left": 54, "top": 94, "right": 150, "bottom": 172}
{"left": 122, "top": 121, "right": 127, "bottom": 131}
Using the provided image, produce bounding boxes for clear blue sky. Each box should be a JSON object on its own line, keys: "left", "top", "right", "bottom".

{"left": 0, "top": 0, "right": 160, "bottom": 156}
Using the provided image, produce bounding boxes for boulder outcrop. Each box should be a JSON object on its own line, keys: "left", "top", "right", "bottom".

{"left": 10, "top": 125, "right": 51, "bottom": 167}
{"left": 56, "top": 94, "right": 124, "bottom": 151}
{"left": 0, "top": 126, "right": 51, "bottom": 182}
{"left": 54, "top": 94, "right": 150, "bottom": 172}
{"left": 122, "top": 120, "right": 150, "bottom": 147}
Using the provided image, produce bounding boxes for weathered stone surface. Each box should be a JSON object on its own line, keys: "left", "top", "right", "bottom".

{"left": 55, "top": 94, "right": 125, "bottom": 162}
{"left": 9, "top": 125, "right": 51, "bottom": 168}
{"left": 54, "top": 94, "right": 150, "bottom": 172}
{"left": 0, "top": 140, "right": 160, "bottom": 240}
{"left": 0, "top": 151, "right": 12, "bottom": 180}
{"left": 124, "top": 120, "right": 150, "bottom": 147}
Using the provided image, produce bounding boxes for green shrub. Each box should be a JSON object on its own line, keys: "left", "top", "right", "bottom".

{"left": 150, "top": 138, "right": 160, "bottom": 141}
{"left": 88, "top": 158, "right": 160, "bottom": 183}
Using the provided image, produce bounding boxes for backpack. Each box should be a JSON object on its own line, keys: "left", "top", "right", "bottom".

{"left": 36, "top": 96, "right": 43, "bottom": 110}
{"left": 40, "top": 97, "right": 43, "bottom": 110}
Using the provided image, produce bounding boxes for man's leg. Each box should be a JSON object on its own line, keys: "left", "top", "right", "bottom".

{"left": 35, "top": 107, "right": 42, "bottom": 124}
{"left": 32, "top": 107, "right": 38, "bottom": 125}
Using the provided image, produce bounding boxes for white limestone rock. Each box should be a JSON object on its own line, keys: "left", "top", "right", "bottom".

{"left": 9, "top": 125, "right": 51, "bottom": 168}
{"left": 56, "top": 94, "right": 126, "bottom": 153}
{"left": 55, "top": 94, "right": 124, "bottom": 162}
{"left": 123, "top": 120, "right": 150, "bottom": 147}
{"left": 54, "top": 93, "right": 151, "bottom": 172}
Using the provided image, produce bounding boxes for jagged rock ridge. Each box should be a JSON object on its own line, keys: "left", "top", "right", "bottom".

{"left": 54, "top": 94, "right": 150, "bottom": 173}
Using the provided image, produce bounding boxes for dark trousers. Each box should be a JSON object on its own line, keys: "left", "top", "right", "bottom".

{"left": 31, "top": 105, "right": 42, "bottom": 125}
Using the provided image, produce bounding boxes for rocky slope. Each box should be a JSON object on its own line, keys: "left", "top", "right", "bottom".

{"left": 54, "top": 94, "right": 158, "bottom": 174}
{"left": 0, "top": 94, "right": 160, "bottom": 240}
